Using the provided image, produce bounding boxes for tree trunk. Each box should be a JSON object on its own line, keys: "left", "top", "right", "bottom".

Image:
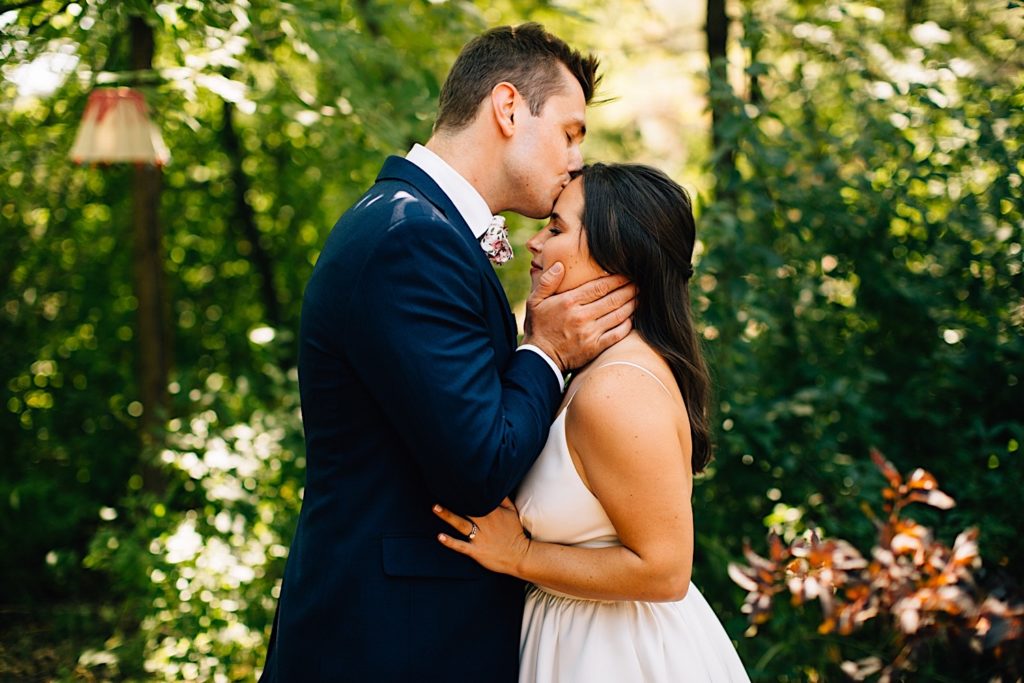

{"left": 706, "top": 0, "right": 728, "bottom": 75}
{"left": 354, "top": 0, "right": 382, "bottom": 38}
{"left": 747, "top": 10, "right": 763, "bottom": 107}
{"left": 221, "top": 100, "right": 282, "bottom": 329}
{"left": 130, "top": 13, "right": 170, "bottom": 433}
{"left": 706, "top": 0, "right": 735, "bottom": 192}
{"left": 905, "top": 0, "right": 924, "bottom": 26}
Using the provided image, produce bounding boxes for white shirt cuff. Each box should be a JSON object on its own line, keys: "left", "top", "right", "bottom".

{"left": 517, "top": 344, "right": 566, "bottom": 391}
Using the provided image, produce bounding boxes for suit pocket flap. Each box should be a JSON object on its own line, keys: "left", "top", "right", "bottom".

{"left": 381, "top": 535, "right": 484, "bottom": 579}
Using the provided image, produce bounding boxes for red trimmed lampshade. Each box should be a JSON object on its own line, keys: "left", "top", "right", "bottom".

{"left": 69, "top": 87, "right": 170, "bottom": 165}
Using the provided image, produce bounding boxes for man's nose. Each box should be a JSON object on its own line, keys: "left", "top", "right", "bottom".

{"left": 568, "top": 144, "right": 583, "bottom": 174}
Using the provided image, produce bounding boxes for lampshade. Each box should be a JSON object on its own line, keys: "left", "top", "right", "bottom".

{"left": 69, "top": 87, "right": 171, "bottom": 165}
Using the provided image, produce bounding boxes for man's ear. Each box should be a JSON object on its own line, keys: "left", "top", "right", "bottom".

{"left": 490, "top": 82, "right": 518, "bottom": 138}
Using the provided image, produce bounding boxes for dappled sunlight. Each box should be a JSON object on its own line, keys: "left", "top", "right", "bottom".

{"left": 106, "top": 398, "right": 304, "bottom": 681}
{"left": 1, "top": 0, "right": 1021, "bottom": 680}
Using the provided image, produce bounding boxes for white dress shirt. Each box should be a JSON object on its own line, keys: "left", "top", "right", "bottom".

{"left": 405, "top": 144, "right": 564, "bottom": 390}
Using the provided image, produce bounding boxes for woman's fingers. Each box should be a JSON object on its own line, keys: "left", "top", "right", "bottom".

{"left": 433, "top": 505, "right": 477, "bottom": 557}
{"left": 437, "top": 532, "right": 474, "bottom": 556}
{"left": 432, "top": 504, "right": 475, "bottom": 537}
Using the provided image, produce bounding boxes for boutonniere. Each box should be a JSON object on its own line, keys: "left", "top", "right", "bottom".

{"left": 480, "top": 215, "right": 513, "bottom": 265}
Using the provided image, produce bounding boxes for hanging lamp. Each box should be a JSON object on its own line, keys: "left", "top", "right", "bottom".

{"left": 69, "top": 87, "right": 170, "bottom": 165}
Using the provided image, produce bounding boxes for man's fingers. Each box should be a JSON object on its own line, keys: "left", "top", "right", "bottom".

{"left": 524, "top": 272, "right": 637, "bottom": 371}
{"left": 530, "top": 262, "right": 565, "bottom": 302}
{"left": 581, "top": 283, "right": 636, "bottom": 320}
{"left": 598, "top": 316, "right": 633, "bottom": 348}
{"left": 594, "top": 294, "right": 636, "bottom": 331}
{"left": 567, "top": 274, "right": 632, "bottom": 305}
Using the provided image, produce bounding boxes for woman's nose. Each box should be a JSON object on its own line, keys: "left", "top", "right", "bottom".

{"left": 526, "top": 229, "right": 544, "bottom": 255}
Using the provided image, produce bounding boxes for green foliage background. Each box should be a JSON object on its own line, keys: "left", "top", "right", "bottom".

{"left": 1, "top": 0, "right": 1020, "bottom": 680}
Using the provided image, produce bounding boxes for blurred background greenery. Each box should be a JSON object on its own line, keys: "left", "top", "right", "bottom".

{"left": 1, "top": 0, "right": 1020, "bottom": 680}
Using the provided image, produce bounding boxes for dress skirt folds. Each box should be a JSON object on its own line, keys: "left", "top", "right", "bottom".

{"left": 520, "top": 584, "right": 749, "bottom": 683}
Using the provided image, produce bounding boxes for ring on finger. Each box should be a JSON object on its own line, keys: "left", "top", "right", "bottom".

{"left": 468, "top": 522, "right": 479, "bottom": 541}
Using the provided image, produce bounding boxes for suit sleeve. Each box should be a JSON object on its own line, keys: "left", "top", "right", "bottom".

{"left": 345, "top": 217, "right": 562, "bottom": 515}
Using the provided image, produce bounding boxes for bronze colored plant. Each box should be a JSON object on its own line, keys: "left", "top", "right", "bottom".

{"left": 729, "top": 449, "right": 1023, "bottom": 681}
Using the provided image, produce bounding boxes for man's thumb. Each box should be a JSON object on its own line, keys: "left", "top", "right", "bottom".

{"left": 533, "top": 262, "right": 564, "bottom": 299}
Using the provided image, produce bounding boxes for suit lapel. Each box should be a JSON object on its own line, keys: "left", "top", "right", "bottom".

{"left": 376, "top": 156, "right": 517, "bottom": 346}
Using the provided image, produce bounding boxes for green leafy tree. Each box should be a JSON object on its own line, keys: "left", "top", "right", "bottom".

{"left": 695, "top": 1, "right": 1023, "bottom": 678}
{"left": 1, "top": 0, "right": 496, "bottom": 676}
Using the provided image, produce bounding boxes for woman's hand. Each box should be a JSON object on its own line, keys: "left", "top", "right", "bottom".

{"left": 433, "top": 498, "right": 531, "bottom": 577}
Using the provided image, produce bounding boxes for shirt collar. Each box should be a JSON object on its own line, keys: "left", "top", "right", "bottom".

{"left": 406, "top": 144, "right": 493, "bottom": 239}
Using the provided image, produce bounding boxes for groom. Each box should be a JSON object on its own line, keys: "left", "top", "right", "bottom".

{"left": 260, "top": 24, "right": 634, "bottom": 682}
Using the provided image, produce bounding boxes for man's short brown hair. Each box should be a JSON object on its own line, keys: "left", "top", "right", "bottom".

{"left": 434, "top": 23, "right": 600, "bottom": 133}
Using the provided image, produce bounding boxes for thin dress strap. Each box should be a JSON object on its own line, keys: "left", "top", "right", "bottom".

{"left": 564, "top": 360, "right": 674, "bottom": 408}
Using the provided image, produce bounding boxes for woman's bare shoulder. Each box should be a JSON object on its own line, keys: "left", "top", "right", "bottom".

{"left": 574, "top": 334, "right": 680, "bottom": 404}
{"left": 567, "top": 342, "right": 679, "bottom": 443}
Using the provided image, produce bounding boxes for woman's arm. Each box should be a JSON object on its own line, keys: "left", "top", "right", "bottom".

{"left": 435, "top": 364, "right": 695, "bottom": 602}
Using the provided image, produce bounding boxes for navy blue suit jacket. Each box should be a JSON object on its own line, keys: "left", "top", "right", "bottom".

{"left": 260, "top": 157, "right": 563, "bottom": 682}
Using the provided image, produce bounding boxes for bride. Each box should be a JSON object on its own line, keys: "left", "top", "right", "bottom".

{"left": 434, "top": 163, "right": 750, "bottom": 682}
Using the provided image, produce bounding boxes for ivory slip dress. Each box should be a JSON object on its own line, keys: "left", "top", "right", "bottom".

{"left": 514, "top": 362, "right": 750, "bottom": 683}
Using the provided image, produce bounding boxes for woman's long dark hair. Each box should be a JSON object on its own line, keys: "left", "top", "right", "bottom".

{"left": 580, "top": 163, "right": 713, "bottom": 473}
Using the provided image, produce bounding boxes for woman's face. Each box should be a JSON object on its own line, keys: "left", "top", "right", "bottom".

{"left": 526, "top": 177, "right": 605, "bottom": 294}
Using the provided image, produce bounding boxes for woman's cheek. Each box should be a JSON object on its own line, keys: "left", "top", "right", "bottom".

{"left": 554, "top": 257, "right": 588, "bottom": 294}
